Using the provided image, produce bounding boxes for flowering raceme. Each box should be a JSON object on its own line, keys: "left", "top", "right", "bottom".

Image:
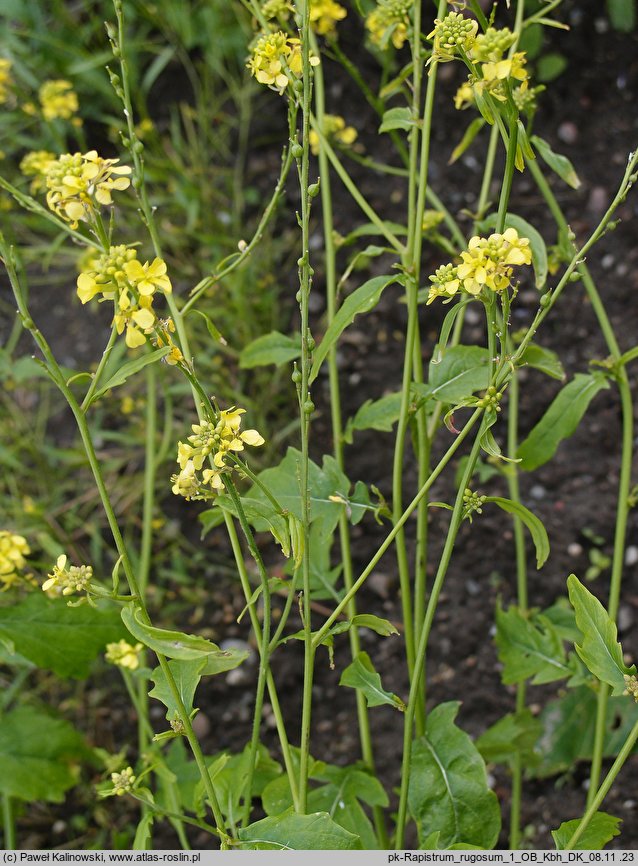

{"left": 309, "top": 0, "right": 347, "bottom": 36}
{"left": 105, "top": 640, "right": 144, "bottom": 671}
{"left": 366, "top": 0, "right": 412, "bottom": 49}
{"left": 309, "top": 114, "right": 357, "bottom": 156}
{"left": 42, "top": 554, "right": 93, "bottom": 597}
{"left": 20, "top": 150, "right": 56, "bottom": 193}
{"left": 247, "top": 31, "right": 319, "bottom": 94}
{"left": 172, "top": 408, "right": 265, "bottom": 499}
{"left": 38, "top": 79, "right": 80, "bottom": 122}
{"left": 0, "top": 531, "right": 31, "bottom": 591}
{"left": 76, "top": 246, "right": 173, "bottom": 348}
{"left": 44, "top": 150, "right": 131, "bottom": 227}
{"left": 427, "top": 228, "right": 532, "bottom": 305}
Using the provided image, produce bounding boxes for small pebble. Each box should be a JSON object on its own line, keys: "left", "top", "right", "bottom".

{"left": 53, "top": 821, "right": 67, "bottom": 834}
{"left": 602, "top": 254, "right": 615, "bottom": 270}
{"left": 464, "top": 307, "right": 482, "bottom": 326}
{"left": 568, "top": 542, "right": 583, "bottom": 557}
{"left": 557, "top": 121, "right": 578, "bottom": 145}
{"left": 625, "top": 546, "right": 638, "bottom": 566}
{"left": 465, "top": 579, "right": 481, "bottom": 597}
{"left": 191, "top": 712, "right": 211, "bottom": 739}
{"left": 367, "top": 571, "right": 393, "bottom": 599}
{"left": 587, "top": 186, "right": 608, "bottom": 215}
{"left": 530, "top": 484, "right": 546, "bottom": 500}
{"left": 618, "top": 604, "right": 634, "bottom": 633}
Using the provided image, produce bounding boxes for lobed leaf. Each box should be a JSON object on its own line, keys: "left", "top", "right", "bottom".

{"left": 495, "top": 604, "right": 575, "bottom": 685}
{"left": 552, "top": 813, "right": 621, "bottom": 850}
{"left": 237, "top": 808, "right": 361, "bottom": 850}
{"left": 339, "top": 651, "right": 405, "bottom": 710}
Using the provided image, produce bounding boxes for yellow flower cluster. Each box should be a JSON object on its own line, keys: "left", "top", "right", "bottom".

{"left": 448, "top": 24, "right": 530, "bottom": 108}
{"left": 422, "top": 209, "right": 444, "bottom": 233}
{"left": 0, "top": 531, "right": 31, "bottom": 592}
{"left": 309, "top": 114, "right": 357, "bottom": 156}
{"left": 44, "top": 150, "right": 131, "bottom": 227}
{"left": 172, "top": 408, "right": 265, "bottom": 499}
{"left": 111, "top": 767, "right": 136, "bottom": 796}
{"left": 247, "top": 31, "right": 319, "bottom": 94}
{"left": 76, "top": 245, "right": 173, "bottom": 348}
{"left": 19, "top": 150, "right": 56, "bottom": 194}
{"left": 105, "top": 640, "right": 144, "bottom": 671}
{"left": 427, "top": 228, "right": 532, "bottom": 305}
{"left": 42, "top": 554, "right": 93, "bottom": 597}
{"left": 0, "top": 59, "right": 13, "bottom": 104}
{"left": 38, "top": 79, "right": 80, "bottom": 122}
{"left": 260, "top": 0, "right": 346, "bottom": 36}
{"left": 310, "top": 0, "right": 347, "bottom": 36}
{"left": 366, "top": 0, "right": 412, "bottom": 50}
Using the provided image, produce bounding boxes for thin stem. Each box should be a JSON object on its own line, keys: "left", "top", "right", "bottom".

{"left": 565, "top": 716, "right": 638, "bottom": 850}
{"left": 313, "top": 409, "right": 482, "bottom": 648}
{"left": 312, "top": 41, "right": 387, "bottom": 847}
{"left": 80, "top": 326, "right": 118, "bottom": 412}
{"left": 2, "top": 794, "right": 15, "bottom": 849}
{"left": 222, "top": 512, "right": 300, "bottom": 810}
{"left": 225, "top": 479, "right": 271, "bottom": 826}
{"left": 395, "top": 421, "right": 486, "bottom": 847}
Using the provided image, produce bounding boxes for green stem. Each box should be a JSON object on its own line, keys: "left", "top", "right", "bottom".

{"left": 395, "top": 420, "right": 487, "bottom": 848}
{"left": 2, "top": 240, "right": 226, "bottom": 835}
{"left": 312, "top": 42, "right": 388, "bottom": 847}
{"left": 225, "top": 479, "right": 271, "bottom": 827}
{"left": 313, "top": 409, "right": 482, "bottom": 648}
{"left": 80, "top": 326, "right": 118, "bottom": 412}
{"left": 222, "top": 515, "right": 299, "bottom": 811}
{"left": 308, "top": 117, "right": 405, "bottom": 255}
{"left": 496, "top": 115, "right": 518, "bottom": 233}
{"left": 2, "top": 794, "right": 15, "bottom": 849}
{"left": 565, "top": 716, "right": 638, "bottom": 850}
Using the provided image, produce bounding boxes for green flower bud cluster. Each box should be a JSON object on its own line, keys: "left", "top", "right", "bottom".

{"left": 428, "top": 12, "right": 478, "bottom": 61}
{"left": 462, "top": 488, "right": 486, "bottom": 521}
{"left": 473, "top": 27, "right": 515, "bottom": 62}
{"left": 477, "top": 385, "right": 503, "bottom": 411}
{"left": 624, "top": 674, "right": 638, "bottom": 702}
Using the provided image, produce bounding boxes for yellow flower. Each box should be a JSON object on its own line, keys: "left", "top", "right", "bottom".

{"left": 482, "top": 52, "right": 528, "bottom": 86}
{"left": 45, "top": 150, "right": 131, "bottom": 227}
{"left": 38, "top": 79, "right": 79, "bottom": 122}
{"left": 173, "top": 407, "right": 265, "bottom": 499}
{"left": 454, "top": 81, "right": 475, "bottom": 111}
{"left": 20, "top": 150, "right": 56, "bottom": 194}
{"left": 427, "top": 228, "right": 532, "bottom": 303}
{"left": 422, "top": 210, "right": 444, "bottom": 233}
{"left": 426, "top": 263, "right": 460, "bottom": 305}
{"left": 42, "top": 554, "right": 93, "bottom": 597}
{"left": 247, "top": 31, "right": 319, "bottom": 94}
{"left": 105, "top": 640, "right": 144, "bottom": 671}
{"left": 261, "top": 0, "right": 292, "bottom": 20}
{"left": 0, "top": 531, "right": 30, "bottom": 592}
{"left": 0, "top": 59, "right": 13, "bottom": 105}
{"left": 76, "top": 244, "right": 137, "bottom": 304}
{"left": 366, "top": 0, "right": 412, "bottom": 50}
{"left": 123, "top": 257, "right": 172, "bottom": 296}
{"left": 114, "top": 296, "right": 156, "bottom": 349}
{"left": 309, "top": 114, "right": 357, "bottom": 156}
{"left": 310, "top": 0, "right": 347, "bottom": 36}
{"left": 154, "top": 318, "right": 184, "bottom": 366}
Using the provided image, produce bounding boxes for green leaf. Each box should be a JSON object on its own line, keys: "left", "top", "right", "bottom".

{"left": 478, "top": 212, "right": 548, "bottom": 289}
{"left": 533, "top": 687, "right": 638, "bottom": 778}
{"left": 339, "top": 221, "right": 407, "bottom": 247}
{"left": 309, "top": 276, "right": 394, "bottom": 383}
{"left": 495, "top": 604, "right": 575, "bottom": 685}
{"left": 339, "top": 651, "right": 405, "bottom": 710}
{"left": 239, "top": 331, "right": 301, "bottom": 369}
{"left": 536, "top": 53, "right": 568, "bottom": 82}
{"left": 351, "top": 614, "right": 399, "bottom": 637}
{"left": 237, "top": 808, "right": 361, "bottom": 850}
{"left": 517, "top": 373, "right": 610, "bottom": 471}
{"left": 379, "top": 106, "right": 415, "bottom": 133}
{"left": 428, "top": 346, "right": 490, "bottom": 404}
{"left": 87, "top": 347, "right": 170, "bottom": 406}
{"left": 122, "top": 603, "right": 246, "bottom": 667}
{"left": 484, "top": 496, "right": 549, "bottom": 568}
{"left": 0, "top": 707, "right": 90, "bottom": 802}
{"left": 408, "top": 702, "right": 501, "bottom": 849}
{"left": 531, "top": 135, "right": 581, "bottom": 189}
{"left": 607, "top": 0, "right": 636, "bottom": 31}
{"left": 133, "top": 812, "right": 154, "bottom": 851}
{"left": 552, "top": 813, "right": 622, "bottom": 850}
{"left": 449, "top": 117, "right": 486, "bottom": 164}
{"left": 344, "top": 392, "right": 403, "bottom": 442}
{"left": 149, "top": 659, "right": 206, "bottom": 720}
{"left": 476, "top": 710, "right": 542, "bottom": 766}
{"left": 203, "top": 743, "right": 281, "bottom": 823}
{"left": 188, "top": 308, "right": 227, "bottom": 345}
{"left": 0, "top": 593, "right": 125, "bottom": 678}
{"left": 212, "top": 496, "right": 291, "bottom": 558}
{"left": 519, "top": 343, "right": 565, "bottom": 380}
{"left": 567, "top": 574, "right": 635, "bottom": 695}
